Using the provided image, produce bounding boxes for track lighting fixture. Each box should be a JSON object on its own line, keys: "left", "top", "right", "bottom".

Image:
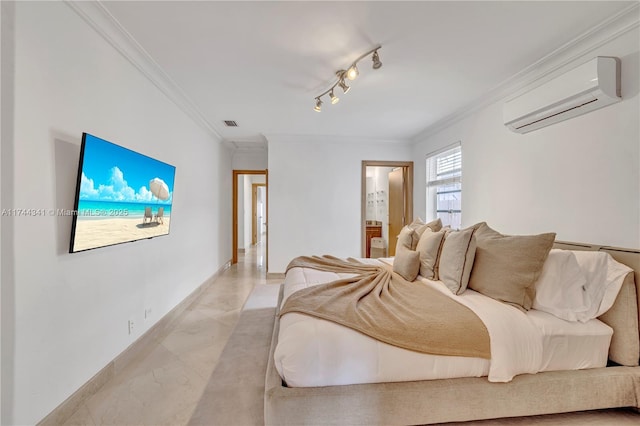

{"left": 346, "top": 65, "right": 359, "bottom": 81}
{"left": 313, "top": 45, "right": 382, "bottom": 111}
{"left": 330, "top": 90, "right": 339, "bottom": 104}
{"left": 372, "top": 51, "right": 382, "bottom": 69}
{"left": 338, "top": 79, "right": 351, "bottom": 94}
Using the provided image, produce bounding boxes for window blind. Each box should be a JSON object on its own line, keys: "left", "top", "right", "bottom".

{"left": 426, "top": 142, "right": 462, "bottom": 229}
{"left": 427, "top": 144, "right": 462, "bottom": 187}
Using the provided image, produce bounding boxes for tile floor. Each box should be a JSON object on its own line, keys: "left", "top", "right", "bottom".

{"left": 63, "top": 244, "right": 280, "bottom": 425}
{"left": 61, "top": 244, "right": 640, "bottom": 425}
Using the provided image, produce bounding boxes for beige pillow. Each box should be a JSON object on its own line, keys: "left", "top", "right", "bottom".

{"left": 398, "top": 218, "right": 445, "bottom": 252}
{"left": 414, "top": 218, "right": 443, "bottom": 237}
{"left": 416, "top": 228, "right": 447, "bottom": 279}
{"left": 397, "top": 226, "right": 420, "bottom": 251}
{"left": 407, "top": 217, "right": 426, "bottom": 230}
{"left": 424, "top": 218, "right": 443, "bottom": 231}
{"left": 468, "top": 222, "right": 556, "bottom": 310}
{"left": 438, "top": 227, "right": 477, "bottom": 294}
{"left": 393, "top": 249, "right": 421, "bottom": 281}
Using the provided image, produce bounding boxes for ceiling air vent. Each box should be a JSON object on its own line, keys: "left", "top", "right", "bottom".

{"left": 223, "top": 120, "right": 238, "bottom": 127}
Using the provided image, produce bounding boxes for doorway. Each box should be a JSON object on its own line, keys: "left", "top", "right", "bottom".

{"left": 361, "top": 161, "right": 413, "bottom": 258}
{"left": 232, "top": 170, "right": 268, "bottom": 267}
{"left": 252, "top": 183, "right": 266, "bottom": 245}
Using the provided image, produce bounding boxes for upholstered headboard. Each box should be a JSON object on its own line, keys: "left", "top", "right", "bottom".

{"left": 553, "top": 241, "right": 640, "bottom": 366}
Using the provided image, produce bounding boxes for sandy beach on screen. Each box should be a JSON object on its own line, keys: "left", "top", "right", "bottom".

{"left": 73, "top": 216, "right": 171, "bottom": 251}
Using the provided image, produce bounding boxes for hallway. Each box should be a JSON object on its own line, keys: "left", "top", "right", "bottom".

{"left": 62, "top": 245, "right": 279, "bottom": 425}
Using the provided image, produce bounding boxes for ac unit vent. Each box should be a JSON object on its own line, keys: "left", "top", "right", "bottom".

{"left": 224, "top": 120, "right": 238, "bottom": 127}
{"left": 514, "top": 98, "right": 599, "bottom": 131}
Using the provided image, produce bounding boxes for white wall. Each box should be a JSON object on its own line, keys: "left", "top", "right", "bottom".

{"left": 237, "top": 174, "right": 266, "bottom": 250}
{"left": 257, "top": 185, "right": 267, "bottom": 240}
{"left": 268, "top": 135, "right": 411, "bottom": 272}
{"left": 237, "top": 174, "right": 245, "bottom": 249}
{"left": 232, "top": 149, "right": 267, "bottom": 170}
{"left": 373, "top": 166, "right": 393, "bottom": 245}
{"left": 3, "top": 3, "right": 232, "bottom": 424}
{"left": 233, "top": 149, "right": 267, "bottom": 251}
{"left": 243, "top": 176, "right": 253, "bottom": 248}
{"left": 413, "top": 28, "right": 640, "bottom": 248}
{"left": 0, "top": 3, "right": 13, "bottom": 422}
{"left": 242, "top": 175, "right": 266, "bottom": 248}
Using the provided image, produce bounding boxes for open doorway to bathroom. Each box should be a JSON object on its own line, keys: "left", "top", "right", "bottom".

{"left": 233, "top": 170, "right": 268, "bottom": 269}
{"left": 361, "top": 161, "right": 413, "bottom": 258}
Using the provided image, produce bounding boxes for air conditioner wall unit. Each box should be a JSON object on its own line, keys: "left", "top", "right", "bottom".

{"left": 503, "top": 57, "right": 621, "bottom": 134}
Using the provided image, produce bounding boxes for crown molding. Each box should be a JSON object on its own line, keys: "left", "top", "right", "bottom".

{"left": 223, "top": 134, "right": 269, "bottom": 152}
{"left": 64, "top": 0, "right": 223, "bottom": 142}
{"left": 221, "top": 140, "right": 237, "bottom": 150}
{"left": 411, "top": 3, "right": 640, "bottom": 143}
{"left": 263, "top": 133, "right": 412, "bottom": 145}
{"left": 227, "top": 143, "right": 268, "bottom": 152}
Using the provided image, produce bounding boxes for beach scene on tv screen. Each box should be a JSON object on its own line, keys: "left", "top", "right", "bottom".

{"left": 72, "top": 134, "right": 176, "bottom": 252}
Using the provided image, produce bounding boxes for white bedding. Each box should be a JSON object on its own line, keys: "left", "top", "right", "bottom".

{"left": 275, "top": 259, "right": 613, "bottom": 387}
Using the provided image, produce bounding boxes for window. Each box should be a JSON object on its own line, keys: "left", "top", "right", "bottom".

{"left": 426, "top": 143, "right": 462, "bottom": 229}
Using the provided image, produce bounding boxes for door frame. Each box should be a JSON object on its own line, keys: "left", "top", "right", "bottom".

{"left": 361, "top": 161, "right": 413, "bottom": 258}
{"left": 232, "top": 169, "right": 268, "bottom": 265}
{"left": 252, "top": 183, "right": 266, "bottom": 245}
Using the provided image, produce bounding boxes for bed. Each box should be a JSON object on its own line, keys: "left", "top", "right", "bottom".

{"left": 264, "top": 240, "right": 640, "bottom": 425}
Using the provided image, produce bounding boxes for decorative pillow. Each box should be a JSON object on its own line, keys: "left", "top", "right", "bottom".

{"left": 415, "top": 228, "right": 447, "bottom": 280}
{"left": 407, "top": 217, "right": 426, "bottom": 230}
{"left": 438, "top": 227, "right": 477, "bottom": 294}
{"left": 532, "top": 249, "right": 591, "bottom": 321}
{"left": 398, "top": 218, "right": 445, "bottom": 252}
{"left": 397, "top": 226, "right": 420, "bottom": 251}
{"left": 407, "top": 217, "right": 443, "bottom": 238}
{"left": 393, "top": 249, "right": 421, "bottom": 281}
{"left": 468, "top": 223, "right": 555, "bottom": 310}
{"left": 416, "top": 218, "right": 443, "bottom": 236}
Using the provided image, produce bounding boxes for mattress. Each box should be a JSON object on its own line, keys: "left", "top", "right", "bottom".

{"left": 528, "top": 309, "right": 612, "bottom": 371}
{"left": 274, "top": 259, "right": 613, "bottom": 387}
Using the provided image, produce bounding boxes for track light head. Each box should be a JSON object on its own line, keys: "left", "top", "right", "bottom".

{"left": 338, "top": 79, "right": 351, "bottom": 94}
{"left": 346, "top": 65, "right": 359, "bottom": 81}
{"left": 314, "top": 98, "right": 322, "bottom": 112}
{"left": 372, "top": 51, "right": 382, "bottom": 69}
{"left": 330, "top": 90, "right": 339, "bottom": 104}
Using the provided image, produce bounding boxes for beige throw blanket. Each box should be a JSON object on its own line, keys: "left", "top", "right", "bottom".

{"left": 281, "top": 255, "right": 491, "bottom": 359}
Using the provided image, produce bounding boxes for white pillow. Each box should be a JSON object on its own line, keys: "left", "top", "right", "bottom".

{"left": 532, "top": 249, "right": 591, "bottom": 321}
{"left": 572, "top": 250, "right": 633, "bottom": 318}
{"left": 533, "top": 249, "right": 632, "bottom": 322}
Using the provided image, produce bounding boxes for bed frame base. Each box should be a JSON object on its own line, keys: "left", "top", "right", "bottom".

{"left": 265, "top": 243, "right": 640, "bottom": 425}
{"left": 265, "top": 302, "right": 640, "bottom": 425}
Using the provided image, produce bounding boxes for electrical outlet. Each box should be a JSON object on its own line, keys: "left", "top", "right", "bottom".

{"left": 144, "top": 308, "right": 152, "bottom": 320}
{"left": 128, "top": 320, "right": 135, "bottom": 335}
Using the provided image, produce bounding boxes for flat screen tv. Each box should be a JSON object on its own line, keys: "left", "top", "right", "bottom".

{"left": 69, "top": 133, "right": 176, "bottom": 253}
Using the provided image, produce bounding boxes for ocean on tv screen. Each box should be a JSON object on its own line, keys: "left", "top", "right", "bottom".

{"left": 70, "top": 133, "right": 176, "bottom": 252}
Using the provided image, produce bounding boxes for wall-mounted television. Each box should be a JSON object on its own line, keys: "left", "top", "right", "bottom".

{"left": 69, "top": 133, "right": 176, "bottom": 253}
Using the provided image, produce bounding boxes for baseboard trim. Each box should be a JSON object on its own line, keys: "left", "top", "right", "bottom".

{"left": 37, "top": 259, "right": 232, "bottom": 426}
{"left": 37, "top": 361, "right": 115, "bottom": 426}
{"left": 266, "top": 272, "right": 285, "bottom": 279}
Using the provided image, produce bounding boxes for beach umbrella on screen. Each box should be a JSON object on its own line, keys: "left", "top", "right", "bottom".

{"left": 149, "top": 178, "right": 169, "bottom": 201}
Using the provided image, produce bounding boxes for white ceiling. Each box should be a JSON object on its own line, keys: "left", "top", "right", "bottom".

{"left": 101, "top": 1, "right": 634, "bottom": 146}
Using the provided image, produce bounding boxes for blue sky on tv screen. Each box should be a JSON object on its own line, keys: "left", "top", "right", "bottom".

{"left": 79, "top": 134, "right": 176, "bottom": 204}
